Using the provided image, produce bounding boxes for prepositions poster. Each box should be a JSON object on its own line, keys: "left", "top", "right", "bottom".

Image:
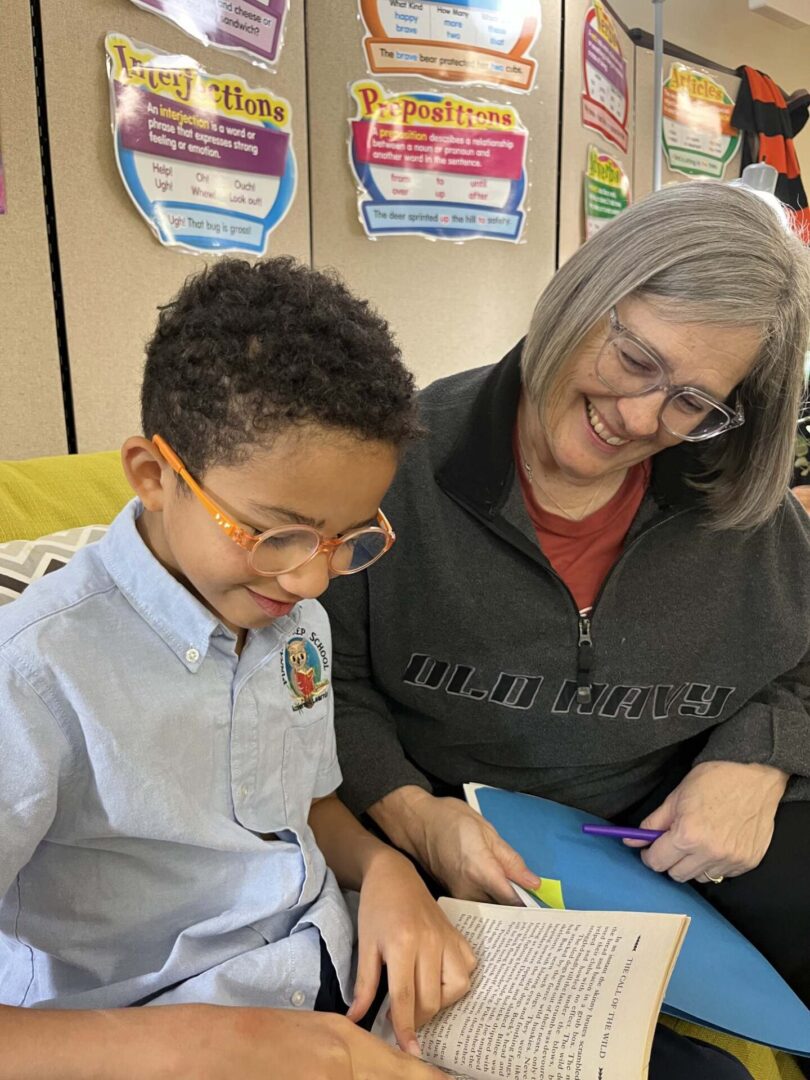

{"left": 128, "top": 0, "right": 289, "bottom": 69}
{"left": 106, "top": 34, "right": 296, "bottom": 254}
{"left": 358, "top": 0, "right": 541, "bottom": 92}
{"left": 581, "top": 0, "right": 628, "bottom": 153}
{"left": 662, "top": 63, "right": 741, "bottom": 179}
{"left": 349, "top": 80, "right": 528, "bottom": 242}
{"left": 583, "top": 144, "right": 629, "bottom": 240}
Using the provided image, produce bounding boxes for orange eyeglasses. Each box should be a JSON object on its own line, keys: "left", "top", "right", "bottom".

{"left": 152, "top": 435, "right": 396, "bottom": 577}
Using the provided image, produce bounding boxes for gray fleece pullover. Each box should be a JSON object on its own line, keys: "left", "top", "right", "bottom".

{"left": 323, "top": 344, "right": 810, "bottom": 818}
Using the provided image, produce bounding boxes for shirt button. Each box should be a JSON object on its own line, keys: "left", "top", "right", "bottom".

{"left": 290, "top": 990, "right": 306, "bottom": 1007}
{"left": 240, "top": 784, "right": 250, "bottom": 799}
{"left": 185, "top": 647, "right": 200, "bottom": 664}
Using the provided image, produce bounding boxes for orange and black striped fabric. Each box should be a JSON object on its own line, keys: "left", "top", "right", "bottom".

{"left": 732, "top": 66, "right": 810, "bottom": 237}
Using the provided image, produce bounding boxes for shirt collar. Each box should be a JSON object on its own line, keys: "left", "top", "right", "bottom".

{"left": 98, "top": 499, "right": 228, "bottom": 671}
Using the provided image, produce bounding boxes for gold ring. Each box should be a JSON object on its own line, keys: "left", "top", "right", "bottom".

{"left": 705, "top": 872, "right": 724, "bottom": 885}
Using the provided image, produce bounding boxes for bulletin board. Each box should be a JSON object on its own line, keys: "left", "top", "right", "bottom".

{"left": 38, "top": 0, "right": 311, "bottom": 453}
{"left": 306, "top": 0, "right": 562, "bottom": 391}
{"left": 0, "top": 2, "right": 66, "bottom": 459}
{"left": 557, "top": 0, "right": 635, "bottom": 266}
{"left": 3, "top": 1, "right": 781, "bottom": 463}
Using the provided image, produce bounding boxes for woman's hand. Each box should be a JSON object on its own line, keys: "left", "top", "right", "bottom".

{"left": 370, "top": 788, "right": 541, "bottom": 905}
{"left": 348, "top": 849, "right": 476, "bottom": 1056}
{"left": 624, "top": 761, "right": 789, "bottom": 883}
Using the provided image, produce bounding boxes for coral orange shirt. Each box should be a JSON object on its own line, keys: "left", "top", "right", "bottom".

{"left": 516, "top": 442, "right": 651, "bottom": 613}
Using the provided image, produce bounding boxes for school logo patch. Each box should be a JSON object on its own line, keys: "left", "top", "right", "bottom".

{"left": 281, "top": 630, "right": 330, "bottom": 711}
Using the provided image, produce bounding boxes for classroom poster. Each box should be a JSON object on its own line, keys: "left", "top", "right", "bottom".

{"left": 583, "top": 143, "right": 629, "bottom": 239}
{"left": 662, "top": 62, "right": 741, "bottom": 179}
{"left": 349, "top": 80, "right": 528, "bottom": 242}
{"left": 358, "top": 0, "right": 541, "bottom": 92}
{"left": 105, "top": 34, "right": 296, "bottom": 255}
{"left": 581, "top": 0, "right": 629, "bottom": 153}
{"left": 128, "top": 0, "right": 289, "bottom": 69}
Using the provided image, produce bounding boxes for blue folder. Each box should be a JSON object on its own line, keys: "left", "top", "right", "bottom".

{"left": 469, "top": 784, "right": 810, "bottom": 1057}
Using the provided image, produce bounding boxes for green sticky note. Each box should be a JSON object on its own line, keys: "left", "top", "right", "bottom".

{"left": 528, "top": 878, "right": 566, "bottom": 909}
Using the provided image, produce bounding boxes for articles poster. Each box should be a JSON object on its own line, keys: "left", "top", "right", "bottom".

{"left": 105, "top": 34, "right": 296, "bottom": 255}
{"left": 358, "top": 0, "right": 541, "bottom": 92}
{"left": 349, "top": 80, "right": 528, "bottom": 242}
{"left": 583, "top": 143, "right": 629, "bottom": 239}
{"left": 662, "top": 62, "right": 741, "bottom": 179}
{"left": 128, "top": 0, "right": 289, "bottom": 69}
{"left": 581, "top": 0, "right": 628, "bottom": 153}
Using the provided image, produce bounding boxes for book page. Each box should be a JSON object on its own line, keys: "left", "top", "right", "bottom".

{"left": 376, "top": 900, "right": 687, "bottom": 1080}
{"left": 370, "top": 1008, "right": 474, "bottom": 1080}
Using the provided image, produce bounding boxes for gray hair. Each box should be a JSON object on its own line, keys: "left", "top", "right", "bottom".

{"left": 521, "top": 181, "right": 810, "bottom": 529}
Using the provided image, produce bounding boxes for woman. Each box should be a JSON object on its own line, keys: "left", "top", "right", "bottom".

{"left": 323, "top": 182, "right": 810, "bottom": 1079}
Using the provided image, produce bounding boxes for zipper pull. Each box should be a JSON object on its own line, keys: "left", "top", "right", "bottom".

{"left": 577, "top": 615, "right": 593, "bottom": 705}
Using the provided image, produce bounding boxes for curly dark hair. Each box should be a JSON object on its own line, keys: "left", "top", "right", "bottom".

{"left": 141, "top": 257, "right": 421, "bottom": 477}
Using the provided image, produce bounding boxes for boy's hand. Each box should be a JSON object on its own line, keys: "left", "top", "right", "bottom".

{"left": 306, "top": 793, "right": 474, "bottom": 1054}
{"left": 347, "top": 849, "right": 476, "bottom": 1055}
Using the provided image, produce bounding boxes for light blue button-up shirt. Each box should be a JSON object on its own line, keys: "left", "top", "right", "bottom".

{"left": 0, "top": 500, "right": 352, "bottom": 1010}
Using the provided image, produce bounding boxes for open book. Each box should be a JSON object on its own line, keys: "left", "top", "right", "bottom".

{"left": 373, "top": 898, "right": 688, "bottom": 1080}
{"left": 464, "top": 783, "right": 810, "bottom": 1057}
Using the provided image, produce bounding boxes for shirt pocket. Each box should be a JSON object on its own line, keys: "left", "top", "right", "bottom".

{"left": 281, "top": 707, "right": 330, "bottom": 827}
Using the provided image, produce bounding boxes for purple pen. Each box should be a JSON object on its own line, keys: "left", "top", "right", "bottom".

{"left": 581, "top": 824, "right": 664, "bottom": 842}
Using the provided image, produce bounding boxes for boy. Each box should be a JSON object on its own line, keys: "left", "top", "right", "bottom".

{"left": 0, "top": 258, "right": 474, "bottom": 1079}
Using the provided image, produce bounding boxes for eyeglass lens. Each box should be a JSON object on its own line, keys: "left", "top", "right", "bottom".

{"left": 598, "top": 338, "right": 732, "bottom": 439}
{"left": 250, "top": 527, "right": 388, "bottom": 576}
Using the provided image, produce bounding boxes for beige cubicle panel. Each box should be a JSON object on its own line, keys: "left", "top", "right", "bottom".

{"left": 0, "top": 2, "right": 67, "bottom": 459}
{"left": 558, "top": 0, "right": 635, "bottom": 266}
{"left": 633, "top": 47, "right": 742, "bottom": 201}
{"left": 306, "top": 0, "right": 561, "bottom": 389}
{"left": 39, "top": 0, "right": 310, "bottom": 452}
